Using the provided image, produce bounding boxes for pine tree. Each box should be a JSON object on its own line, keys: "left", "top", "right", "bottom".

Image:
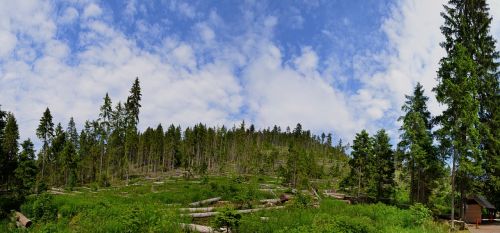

{"left": 2, "top": 113, "right": 19, "bottom": 188}
{"left": 398, "top": 83, "right": 443, "bottom": 205}
{"left": 14, "top": 139, "right": 37, "bottom": 196}
{"left": 124, "top": 78, "right": 141, "bottom": 183}
{"left": 36, "top": 108, "right": 54, "bottom": 180}
{"left": 0, "top": 106, "right": 6, "bottom": 186}
{"left": 371, "top": 129, "right": 395, "bottom": 203}
{"left": 343, "top": 130, "right": 373, "bottom": 199}
{"left": 67, "top": 117, "right": 79, "bottom": 150}
{"left": 51, "top": 123, "right": 66, "bottom": 185}
{"left": 437, "top": 0, "right": 498, "bottom": 223}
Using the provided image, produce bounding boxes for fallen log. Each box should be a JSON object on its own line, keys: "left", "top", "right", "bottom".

{"left": 189, "top": 197, "right": 222, "bottom": 207}
{"left": 179, "top": 223, "right": 219, "bottom": 233}
{"left": 312, "top": 188, "right": 321, "bottom": 200}
{"left": 15, "top": 211, "right": 32, "bottom": 228}
{"left": 182, "top": 211, "right": 219, "bottom": 218}
{"left": 182, "top": 206, "right": 286, "bottom": 218}
{"left": 259, "top": 198, "right": 281, "bottom": 204}
{"left": 237, "top": 206, "right": 285, "bottom": 214}
{"left": 179, "top": 207, "right": 216, "bottom": 213}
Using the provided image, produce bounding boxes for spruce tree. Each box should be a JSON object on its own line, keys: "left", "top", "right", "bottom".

{"left": 343, "top": 130, "right": 373, "bottom": 199}
{"left": 36, "top": 108, "right": 54, "bottom": 180}
{"left": 371, "top": 129, "right": 395, "bottom": 203}
{"left": 398, "top": 83, "right": 443, "bottom": 205}
{"left": 2, "top": 113, "right": 19, "bottom": 188}
{"left": 14, "top": 139, "right": 37, "bottom": 196}
{"left": 0, "top": 106, "right": 6, "bottom": 186}
{"left": 437, "top": 0, "right": 499, "bottom": 222}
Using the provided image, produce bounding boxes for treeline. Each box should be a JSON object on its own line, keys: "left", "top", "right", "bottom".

{"left": 342, "top": 0, "right": 500, "bottom": 223}
{"left": 0, "top": 78, "right": 349, "bottom": 194}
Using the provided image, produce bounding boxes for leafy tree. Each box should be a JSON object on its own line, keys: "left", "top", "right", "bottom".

{"left": 371, "top": 129, "right": 395, "bottom": 203}
{"left": 36, "top": 108, "right": 54, "bottom": 180}
{"left": 398, "top": 83, "right": 443, "bottom": 205}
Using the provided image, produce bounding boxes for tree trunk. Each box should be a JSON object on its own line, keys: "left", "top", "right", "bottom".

{"left": 451, "top": 148, "right": 457, "bottom": 229}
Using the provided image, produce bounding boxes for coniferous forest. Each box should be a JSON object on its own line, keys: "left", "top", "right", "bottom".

{"left": 0, "top": 0, "right": 499, "bottom": 232}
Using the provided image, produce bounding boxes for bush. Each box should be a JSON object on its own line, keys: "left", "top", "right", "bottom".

{"left": 99, "top": 174, "right": 110, "bottom": 187}
{"left": 21, "top": 193, "right": 57, "bottom": 222}
{"left": 293, "top": 192, "right": 312, "bottom": 208}
{"left": 409, "top": 203, "right": 432, "bottom": 226}
{"left": 214, "top": 208, "right": 242, "bottom": 232}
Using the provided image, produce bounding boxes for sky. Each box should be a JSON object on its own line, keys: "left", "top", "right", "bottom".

{"left": 1, "top": 0, "right": 500, "bottom": 148}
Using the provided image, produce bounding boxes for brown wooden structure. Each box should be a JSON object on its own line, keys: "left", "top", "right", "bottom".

{"left": 464, "top": 195, "right": 495, "bottom": 224}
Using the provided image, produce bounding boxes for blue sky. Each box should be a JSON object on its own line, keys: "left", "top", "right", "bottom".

{"left": 1, "top": 0, "right": 500, "bottom": 148}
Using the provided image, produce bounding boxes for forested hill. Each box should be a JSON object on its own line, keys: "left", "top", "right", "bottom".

{"left": 0, "top": 78, "right": 349, "bottom": 192}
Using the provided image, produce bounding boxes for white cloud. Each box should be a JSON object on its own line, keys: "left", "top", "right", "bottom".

{"left": 2, "top": 0, "right": 500, "bottom": 150}
{"left": 196, "top": 23, "right": 215, "bottom": 43}
{"left": 83, "top": 3, "right": 102, "bottom": 19}
{"left": 350, "top": 0, "right": 447, "bottom": 135}
{"left": 59, "top": 7, "right": 79, "bottom": 24}
{"left": 294, "top": 46, "right": 318, "bottom": 74}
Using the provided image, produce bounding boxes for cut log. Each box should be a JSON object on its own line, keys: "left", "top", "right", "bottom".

{"left": 15, "top": 211, "right": 32, "bottom": 228}
{"left": 279, "top": 194, "right": 291, "bottom": 203}
{"left": 183, "top": 206, "right": 286, "bottom": 218}
{"left": 179, "top": 223, "right": 219, "bottom": 233}
{"left": 182, "top": 211, "right": 219, "bottom": 218}
{"left": 259, "top": 198, "right": 281, "bottom": 204}
{"left": 189, "top": 197, "right": 222, "bottom": 207}
{"left": 312, "top": 188, "right": 321, "bottom": 200}
{"left": 236, "top": 206, "right": 284, "bottom": 214}
{"left": 179, "top": 207, "right": 216, "bottom": 212}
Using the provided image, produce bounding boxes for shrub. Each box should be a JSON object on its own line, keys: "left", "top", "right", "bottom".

{"left": 409, "top": 203, "right": 432, "bottom": 226}
{"left": 214, "top": 208, "right": 242, "bottom": 232}
{"left": 293, "top": 192, "right": 312, "bottom": 208}
{"left": 21, "top": 193, "right": 57, "bottom": 222}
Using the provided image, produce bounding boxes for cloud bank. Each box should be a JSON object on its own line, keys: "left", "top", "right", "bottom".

{"left": 1, "top": 0, "right": 499, "bottom": 148}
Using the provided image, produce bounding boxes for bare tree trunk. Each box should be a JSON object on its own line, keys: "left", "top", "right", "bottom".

{"left": 451, "top": 148, "right": 457, "bottom": 230}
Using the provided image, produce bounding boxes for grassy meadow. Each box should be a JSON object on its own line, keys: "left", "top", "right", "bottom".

{"left": 1, "top": 175, "right": 448, "bottom": 233}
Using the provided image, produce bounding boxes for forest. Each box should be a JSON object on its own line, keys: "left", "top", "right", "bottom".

{"left": 0, "top": 0, "right": 499, "bottom": 232}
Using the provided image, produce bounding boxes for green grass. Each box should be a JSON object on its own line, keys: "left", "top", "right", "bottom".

{"left": 1, "top": 176, "right": 448, "bottom": 233}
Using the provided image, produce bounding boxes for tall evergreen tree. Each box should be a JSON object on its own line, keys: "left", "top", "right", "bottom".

{"left": 124, "top": 78, "right": 141, "bottom": 183}
{"left": 36, "top": 108, "right": 54, "bottom": 180}
{"left": 14, "top": 139, "right": 37, "bottom": 196}
{"left": 0, "top": 106, "right": 6, "bottom": 187}
{"left": 343, "top": 130, "right": 373, "bottom": 199}
{"left": 437, "top": 0, "right": 499, "bottom": 223}
{"left": 371, "top": 129, "right": 395, "bottom": 203}
{"left": 67, "top": 117, "right": 79, "bottom": 150}
{"left": 2, "top": 113, "right": 19, "bottom": 188}
{"left": 398, "top": 83, "right": 443, "bottom": 205}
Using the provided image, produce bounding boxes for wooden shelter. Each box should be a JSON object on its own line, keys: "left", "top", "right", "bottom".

{"left": 464, "top": 195, "right": 495, "bottom": 224}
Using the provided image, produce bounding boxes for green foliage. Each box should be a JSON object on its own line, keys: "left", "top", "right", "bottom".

{"left": 22, "top": 193, "right": 57, "bottom": 222}
{"left": 292, "top": 192, "right": 312, "bottom": 208}
{"left": 214, "top": 207, "right": 242, "bottom": 232}
{"left": 409, "top": 203, "right": 432, "bottom": 226}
